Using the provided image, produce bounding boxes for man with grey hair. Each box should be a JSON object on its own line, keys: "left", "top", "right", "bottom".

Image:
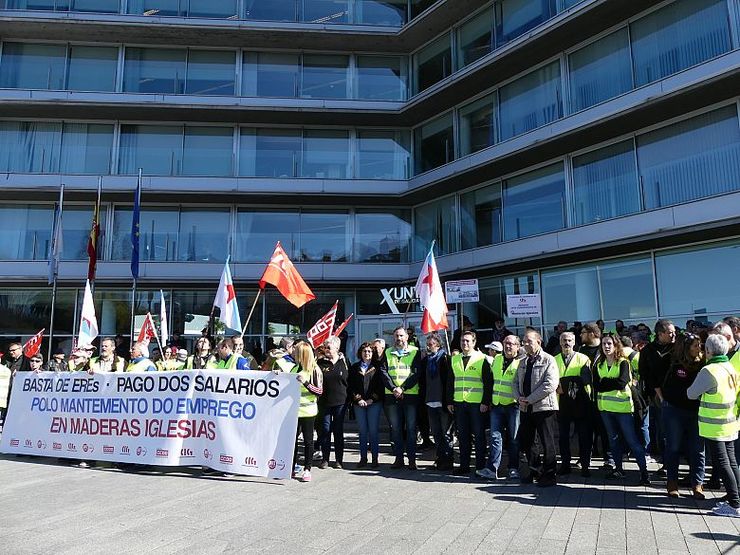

{"left": 687, "top": 333, "right": 739, "bottom": 518}
{"left": 715, "top": 321, "right": 740, "bottom": 372}
{"left": 372, "top": 338, "right": 386, "bottom": 360}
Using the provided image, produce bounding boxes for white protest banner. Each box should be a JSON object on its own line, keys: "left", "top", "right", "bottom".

{"left": 445, "top": 279, "right": 479, "bottom": 304}
{"left": 0, "top": 370, "right": 299, "bottom": 479}
{"left": 506, "top": 294, "right": 542, "bottom": 317}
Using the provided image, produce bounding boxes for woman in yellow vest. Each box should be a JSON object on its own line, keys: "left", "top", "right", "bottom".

{"left": 292, "top": 341, "right": 323, "bottom": 483}
{"left": 687, "top": 333, "right": 740, "bottom": 518}
{"left": 594, "top": 333, "right": 650, "bottom": 485}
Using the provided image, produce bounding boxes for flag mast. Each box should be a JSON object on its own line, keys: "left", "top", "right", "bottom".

{"left": 47, "top": 183, "right": 65, "bottom": 362}
{"left": 129, "top": 169, "right": 142, "bottom": 341}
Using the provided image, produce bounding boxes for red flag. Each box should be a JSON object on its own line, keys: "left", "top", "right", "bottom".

{"left": 87, "top": 182, "right": 101, "bottom": 282}
{"left": 137, "top": 312, "right": 157, "bottom": 344}
{"left": 307, "top": 301, "right": 338, "bottom": 349}
{"left": 332, "top": 313, "right": 354, "bottom": 338}
{"left": 415, "top": 244, "right": 448, "bottom": 334}
{"left": 23, "top": 328, "right": 45, "bottom": 358}
{"left": 259, "top": 241, "right": 315, "bottom": 308}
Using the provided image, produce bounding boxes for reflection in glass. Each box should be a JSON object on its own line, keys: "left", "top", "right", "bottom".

{"left": 356, "top": 130, "right": 409, "bottom": 179}
{"left": 459, "top": 94, "right": 495, "bottom": 155}
{"left": 181, "top": 127, "right": 233, "bottom": 176}
{"left": 354, "top": 210, "right": 411, "bottom": 262}
{"left": 568, "top": 28, "right": 631, "bottom": 113}
{"left": 354, "top": 0, "right": 406, "bottom": 26}
{"left": 60, "top": 123, "right": 114, "bottom": 174}
{"left": 414, "top": 35, "right": 452, "bottom": 94}
{"left": 600, "top": 258, "right": 655, "bottom": 320}
{"left": 240, "top": 128, "right": 301, "bottom": 177}
{"left": 0, "top": 204, "right": 52, "bottom": 260}
{"left": 111, "top": 207, "right": 179, "bottom": 261}
{"left": 502, "top": 163, "right": 565, "bottom": 241}
{"left": 0, "top": 121, "right": 61, "bottom": 173}
{"left": 301, "top": 54, "right": 349, "bottom": 99}
{"left": 356, "top": 56, "right": 406, "bottom": 101}
{"left": 468, "top": 274, "right": 540, "bottom": 335}
{"left": 67, "top": 45, "right": 118, "bottom": 92}
{"left": 242, "top": 52, "right": 300, "bottom": 97}
{"left": 185, "top": 50, "right": 235, "bottom": 95}
{"left": 496, "top": 0, "right": 556, "bottom": 47}
{"left": 119, "top": 125, "right": 184, "bottom": 176}
{"left": 243, "top": 0, "right": 298, "bottom": 21}
{"left": 637, "top": 106, "right": 740, "bottom": 209}
{"left": 460, "top": 181, "right": 502, "bottom": 249}
{"left": 413, "top": 196, "right": 457, "bottom": 259}
{"left": 235, "top": 211, "right": 300, "bottom": 262}
{"left": 302, "top": 129, "right": 349, "bottom": 178}
{"left": 499, "top": 61, "right": 562, "bottom": 141}
{"left": 0, "top": 42, "right": 66, "bottom": 89}
{"left": 123, "top": 47, "right": 186, "bottom": 94}
{"left": 178, "top": 209, "right": 229, "bottom": 262}
{"left": 302, "top": 0, "right": 348, "bottom": 23}
{"left": 414, "top": 113, "right": 454, "bottom": 174}
{"left": 457, "top": 8, "right": 493, "bottom": 68}
{"left": 572, "top": 139, "right": 640, "bottom": 225}
{"left": 299, "top": 211, "right": 349, "bottom": 262}
{"left": 61, "top": 206, "right": 108, "bottom": 261}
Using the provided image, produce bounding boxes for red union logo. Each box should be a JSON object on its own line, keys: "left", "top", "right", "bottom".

{"left": 156, "top": 449, "right": 168, "bottom": 458}
{"left": 103, "top": 446, "right": 114, "bottom": 454}
{"left": 244, "top": 456, "right": 258, "bottom": 467}
{"left": 219, "top": 454, "right": 233, "bottom": 464}
{"left": 10, "top": 439, "right": 19, "bottom": 447}
{"left": 52, "top": 442, "right": 62, "bottom": 450}
{"left": 180, "top": 448, "right": 194, "bottom": 458}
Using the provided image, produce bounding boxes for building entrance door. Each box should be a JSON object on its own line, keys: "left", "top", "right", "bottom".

{"left": 356, "top": 312, "right": 455, "bottom": 351}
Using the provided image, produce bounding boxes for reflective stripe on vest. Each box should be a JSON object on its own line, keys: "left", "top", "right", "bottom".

{"left": 491, "top": 355, "right": 520, "bottom": 406}
{"left": 216, "top": 355, "right": 238, "bottom": 370}
{"left": 698, "top": 362, "right": 738, "bottom": 440}
{"left": 385, "top": 346, "right": 419, "bottom": 395}
{"left": 290, "top": 365, "right": 318, "bottom": 418}
{"left": 596, "top": 358, "right": 633, "bottom": 414}
{"left": 451, "top": 351, "right": 486, "bottom": 404}
{"left": 555, "top": 352, "right": 591, "bottom": 397}
{"left": 186, "top": 355, "right": 217, "bottom": 370}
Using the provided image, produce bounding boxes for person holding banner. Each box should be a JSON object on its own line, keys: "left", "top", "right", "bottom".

{"left": 157, "top": 347, "right": 183, "bottom": 371}
{"left": 67, "top": 349, "right": 91, "bottom": 372}
{"left": 292, "top": 341, "right": 324, "bottom": 482}
{"left": 186, "top": 337, "right": 216, "bottom": 370}
{"left": 28, "top": 353, "right": 44, "bottom": 373}
{"left": 215, "top": 338, "right": 250, "bottom": 370}
{"left": 126, "top": 342, "right": 156, "bottom": 372}
{"left": 89, "top": 337, "right": 125, "bottom": 373}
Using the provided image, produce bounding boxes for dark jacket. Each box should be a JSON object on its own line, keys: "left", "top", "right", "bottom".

{"left": 2, "top": 355, "right": 30, "bottom": 373}
{"left": 317, "top": 356, "right": 349, "bottom": 408}
{"left": 661, "top": 358, "right": 704, "bottom": 411}
{"left": 418, "top": 350, "right": 451, "bottom": 406}
{"left": 348, "top": 360, "right": 384, "bottom": 404}
{"left": 638, "top": 340, "right": 674, "bottom": 397}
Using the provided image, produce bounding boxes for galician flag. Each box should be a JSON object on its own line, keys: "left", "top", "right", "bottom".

{"left": 415, "top": 243, "right": 448, "bottom": 334}
{"left": 213, "top": 258, "right": 241, "bottom": 332}
{"left": 78, "top": 279, "right": 99, "bottom": 347}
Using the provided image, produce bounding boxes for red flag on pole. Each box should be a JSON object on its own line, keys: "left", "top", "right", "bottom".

{"left": 307, "top": 301, "right": 338, "bottom": 349}
{"left": 23, "top": 328, "right": 45, "bottom": 358}
{"left": 86, "top": 179, "right": 102, "bottom": 282}
{"left": 137, "top": 312, "right": 157, "bottom": 345}
{"left": 415, "top": 243, "right": 449, "bottom": 334}
{"left": 259, "top": 241, "right": 316, "bottom": 308}
{"left": 332, "top": 313, "right": 354, "bottom": 338}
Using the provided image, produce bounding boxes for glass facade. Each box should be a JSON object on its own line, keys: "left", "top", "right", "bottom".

{"left": 354, "top": 209, "right": 411, "bottom": 262}
{"left": 502, "top": 163, "right": 565, "bottom": 241}
{"left": 414, "top": 34, "right": 452, "bottom": 94}
{"left": 499, "top": 61, "right": 562, "bottom": 141}
{"left": 459, "top": 181, "right": 502, "bottom": 250}
{"left": 459, "top": 94, "right": 496, "bottom": 155}
{"left": 356, "top": 130, "right": 409, "bottom": 179}
{"left": 243, "top": 52, "right": 301, "bottom": 97}
{"left": 126, "top": 0, "right": 239, "bottom": 18}
{"left": 0, "top": 204, "right": 52, "bottom": 260}
{"left": 413, "top": 113, "right": 454, "bottom": 174}
{"left": 495, "top": 0, "right": 556, "bottom": 47}
{"left": 301, "top": 54, "right": 349, "bottom": 99}
{"left": 413, "top": 196, "right": 458, "bottom": 259}
{"left": 458, "top": 8, "right": 494, "bottom": 68}
{"left": 355, "top": 56, "right": 407, "bottom": 101}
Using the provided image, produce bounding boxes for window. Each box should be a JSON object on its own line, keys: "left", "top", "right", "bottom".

{"left": 568, "top": 28, "right": 632, "bottom": 113}
{"left": 572, "top": 140, "right": 640, "bottom": 225}
{"left": 302, "top": 129, "right": 350, "bottom": 178}
{"left": 631, "top": 0, "right": 732, "bottom": 87}
{"left": 184, "top": 50, "right": 235, "bottom": 96}
{"left": 2, "top": 0, "right": 119, "bottom": 12}
{"left": 459, "top": 94, "right": 496, "bottom": 155}
{"left": 301, "top": 55, "right": 349, "bottom": 99}
{"left": 243, "top": 0, "right": 298, "bottom": 21}
{"left": 637, "top": 106, "right": 740, "bottom": 209}
{"left": 468, "top": 273, "right": 540, "bottom": 334}
{"left": 242, "top": 52, "right": 300, "bottom": 97}
{"left": 60, "top": 123, "right": 114, "bottom": 175}
{"left": 356, "top": 130, "right": 409, "bottom": 179}
{"left": 496, "top": 0, "right": 556, "bottom": 47}
{"left": 414, "top": 34, "right": 452, "bottom": 94}
{"left": 502, "top": 163, "right": 565, "bottom": 241}
{"left": 299, "top": 211, "right": 349, "bottom": 262}
{"left": 656, "top": 241, "right": 740, "bottom": 317}
{"left": 302, "top": 0, "right": 349, "bottom": 23}
{"left": 235, "top": 211, "right": 300, "bottom": 262}
{"left": 499, "top": 61, "right": 562, "bottom": 140}
{"left": 413, "top": 196, "right": 458, "bottom": 259}
{"left": 0, "top": 288, "right": 75, "bottom": 336}
{"left": 460, "top": 181, "right": 502, "bottom": 249}
{"left": 354, "top": 210, "right": 411, "bottom": 262}
{"left": 410, "top": 0, "right": 435, "bottom": 18}
{"left": 354, "top": 0, "right": 406, "bottom": 26}
{"left": 0, "top": 204, "right": 52, "bottom": 260}
{"left": 129, "top": 0, "right": 238, "bottom": 18}
{"left": 0, "top": 42, "right": 66, "bottom": 90}
{"left": 0, "top": 121, "right": 61, "bottom": 173}
{"left": 123, "top": 48, "right": 186, "bottom": 94}
{"left": 414, "top": 113, "right": 454, "bottom": 174}
{"left": 119, "top": 125, "right": 184, "bottom": 176}
{"left": 240, "top": 128, "right": 301, "bottom": 177}
{"left": 187, "top": 0, "right": 238, "bottom": 18}
{"left": 181, "top": 127, "right": 233, "bottom": 176}
{"left": 61, "top": 206, "right": 108, "bottom": 260}
{"left": 111, "top": 207, "right": 179, "bottom": 261}
{"left": 600, "top": 258, "right": 655, "bottom": 321}
{"left": 355, "top": 56, "right": 407, "bottom": 101}
{"left": 177, "top": 209, "right": 229, "bottom": 262}
{"left": 458, "top": 8, "right": 494, "bottom": 68}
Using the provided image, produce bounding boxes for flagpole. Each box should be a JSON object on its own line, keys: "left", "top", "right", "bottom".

{"left": 129, "top": 169, "right": 142, "bottom": 342}
{"left": 90, "top": 176, "right": 102, "bottom": 296}
{"left": 47, "top": 183, "right": 64, "bottom": 362}
{"left": 241, "top": 288, "right": 262, "bottom": 336}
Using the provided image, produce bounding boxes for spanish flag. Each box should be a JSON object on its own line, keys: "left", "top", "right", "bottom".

{"left": 87, "top": 179, "right": 102, "bottom": 282}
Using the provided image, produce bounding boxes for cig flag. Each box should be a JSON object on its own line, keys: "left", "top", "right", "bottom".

{"left": 23, "top": 329, "right": 45, "bottom": 358}
{"left": 307, "top": 301, "right": 338, "bottom": 349}
{"left": 415, "top": 244, "right": 448, "bottom": 334}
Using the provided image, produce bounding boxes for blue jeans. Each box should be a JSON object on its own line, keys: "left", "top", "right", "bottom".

{"left": 320, "top": 404, "right": 347, "bottom": 464}
{"left": 385, "top": 400, "right": 417, "bottom": 460}
{"left": 454, "top": 402, "right": 486, "bottom": 470}
{"left": 601, "top": 411, "right": 647, "bottom": 472}
{"left": 661, "top": 401, "right": 704, "bottom": 485}
{"left": 488, "top": 404, "right": 519, "bottom": 472}
{"left": 427, "top": 406, "right": 453, "bottom": 463}
{"left": 355, "top": 402, "right": 382, "bottom": 460}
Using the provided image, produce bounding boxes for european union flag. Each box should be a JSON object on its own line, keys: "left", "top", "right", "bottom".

{"left": 131, "top": 177, "right": 141, "bottom": 280}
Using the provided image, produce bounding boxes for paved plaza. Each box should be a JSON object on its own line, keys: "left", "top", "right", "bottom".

{"left": 2, "top": 435, "right": 739, "bottom": 555}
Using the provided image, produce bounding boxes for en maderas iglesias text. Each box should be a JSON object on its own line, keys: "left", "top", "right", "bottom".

{"left": 22, "top": 373, "right": 282, "bottom": 441}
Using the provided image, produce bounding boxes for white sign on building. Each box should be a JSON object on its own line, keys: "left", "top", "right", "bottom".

{"left": 506, "top": 294, "right": 542, "bottom": 317}
{"left": 445, "top": 279, "right": 479, "bottom": 303}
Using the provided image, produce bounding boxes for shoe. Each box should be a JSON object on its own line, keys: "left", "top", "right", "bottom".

{"left": 452, "top": 467, "right": 471, "bottom": 476}
{"left": 639, "top": 472, "right": 652, "bottom": 486}
{"left": 705, "top": 479, "right": 722, "bottom": 490}
{"left": 557, "top": 465, "right": 571, "bottom": 476}
{"left": 475, "top": 468, "right": 498, "bottom": 480}
{"left": 312, "top": 450, "right": 323, "bottom": 461}
{"left": 606, "top": 469, "right": 626, "bottom": 480}
{"left": 331, "top": 462, "right": 343, "bottom": 470}
{"left": 77, "top": 461, "right": 90, "bottom": 468}
{"left": 508, "top": 468, "right": 520, "bottom": 480}
{"left": 692, "top": 485, "right": 705, "bottom": 500}
{"left": 645, "top": 455, "right": 657, "bottom": 464}
{"left": 301, "top": 470, "right": 312, "bottom": 482}
{"left": 357, "top": 459, "right": 367, "bottom": 468}
{"left": 407, "top": 461, "right": 418, "bottom": 471}
{"left": 537, "top": 476, "right": 557, "bottom": 488}
{"left": 390, "top": 458, "right": 404, "bottom": 469}
{"left": 370, "top": 458, "right": 379, "bottom": 469}
{"left": 602, "top": 462, "right": 615, "bottom": 472}
{"left": 580, "top": 468, "right": 591, "bottom": 478}
{"left": 317, "top": 460, "right": 329, "bottom": 469}
{"left": 520, "top": 473, "right": 537, "bottom": 484}
{"left": 711, "top": 504, "right": 740, "bottom": 518}
{"left": 667, "top": 480, "right": 680, "bottom": 498}
{"left": 293, "top": 464, "right": 303, "bottom": 474}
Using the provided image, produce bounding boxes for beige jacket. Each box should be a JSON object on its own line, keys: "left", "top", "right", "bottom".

{"left": 513, "top": 350, "right": 559, "bottom": 412}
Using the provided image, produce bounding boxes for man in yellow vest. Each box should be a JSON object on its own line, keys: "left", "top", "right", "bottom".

{"left": 186, "top": 337, "right": 216, "bottom": 369}
{"left": 89, "top": 337, "right": 126, "bottom": 373}
{"left": 477, "top": 334, "right": 521, "bottom": 480}
{"left": 214, "top": 338, "right": 251, "bottom": 370}
{"left": 126, "top": 342, "right": 157, "bottom": 372}
{"left": 555, "top": 331, "right": 593, "bottom": 477}
{"left": 687, "top": 333, "right": 740, "bottom": 518}
{"left": 380, "top": 325, "right": 421, "bottom": 470}
{"left": 446, "top": 330, "right": 491, "bottom": 476}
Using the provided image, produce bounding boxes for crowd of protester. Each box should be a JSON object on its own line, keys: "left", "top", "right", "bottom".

{"left": 0, "top": 316, "right": 739, "bottom": 518}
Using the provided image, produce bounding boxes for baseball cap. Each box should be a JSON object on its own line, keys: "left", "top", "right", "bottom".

{"left": 484, "top": 341, "right": 503, "bottom": 352}
{"left": 177, "top": 349, "right": 188, "bottom": 361}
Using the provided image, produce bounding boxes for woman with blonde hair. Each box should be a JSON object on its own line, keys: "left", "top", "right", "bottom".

{"left": 292, "top": 340, "right": 323, "bottom": 482}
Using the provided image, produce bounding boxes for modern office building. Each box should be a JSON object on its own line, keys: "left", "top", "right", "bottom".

{"left": 0, "top": 0, "right": 739, "bottom": 354}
